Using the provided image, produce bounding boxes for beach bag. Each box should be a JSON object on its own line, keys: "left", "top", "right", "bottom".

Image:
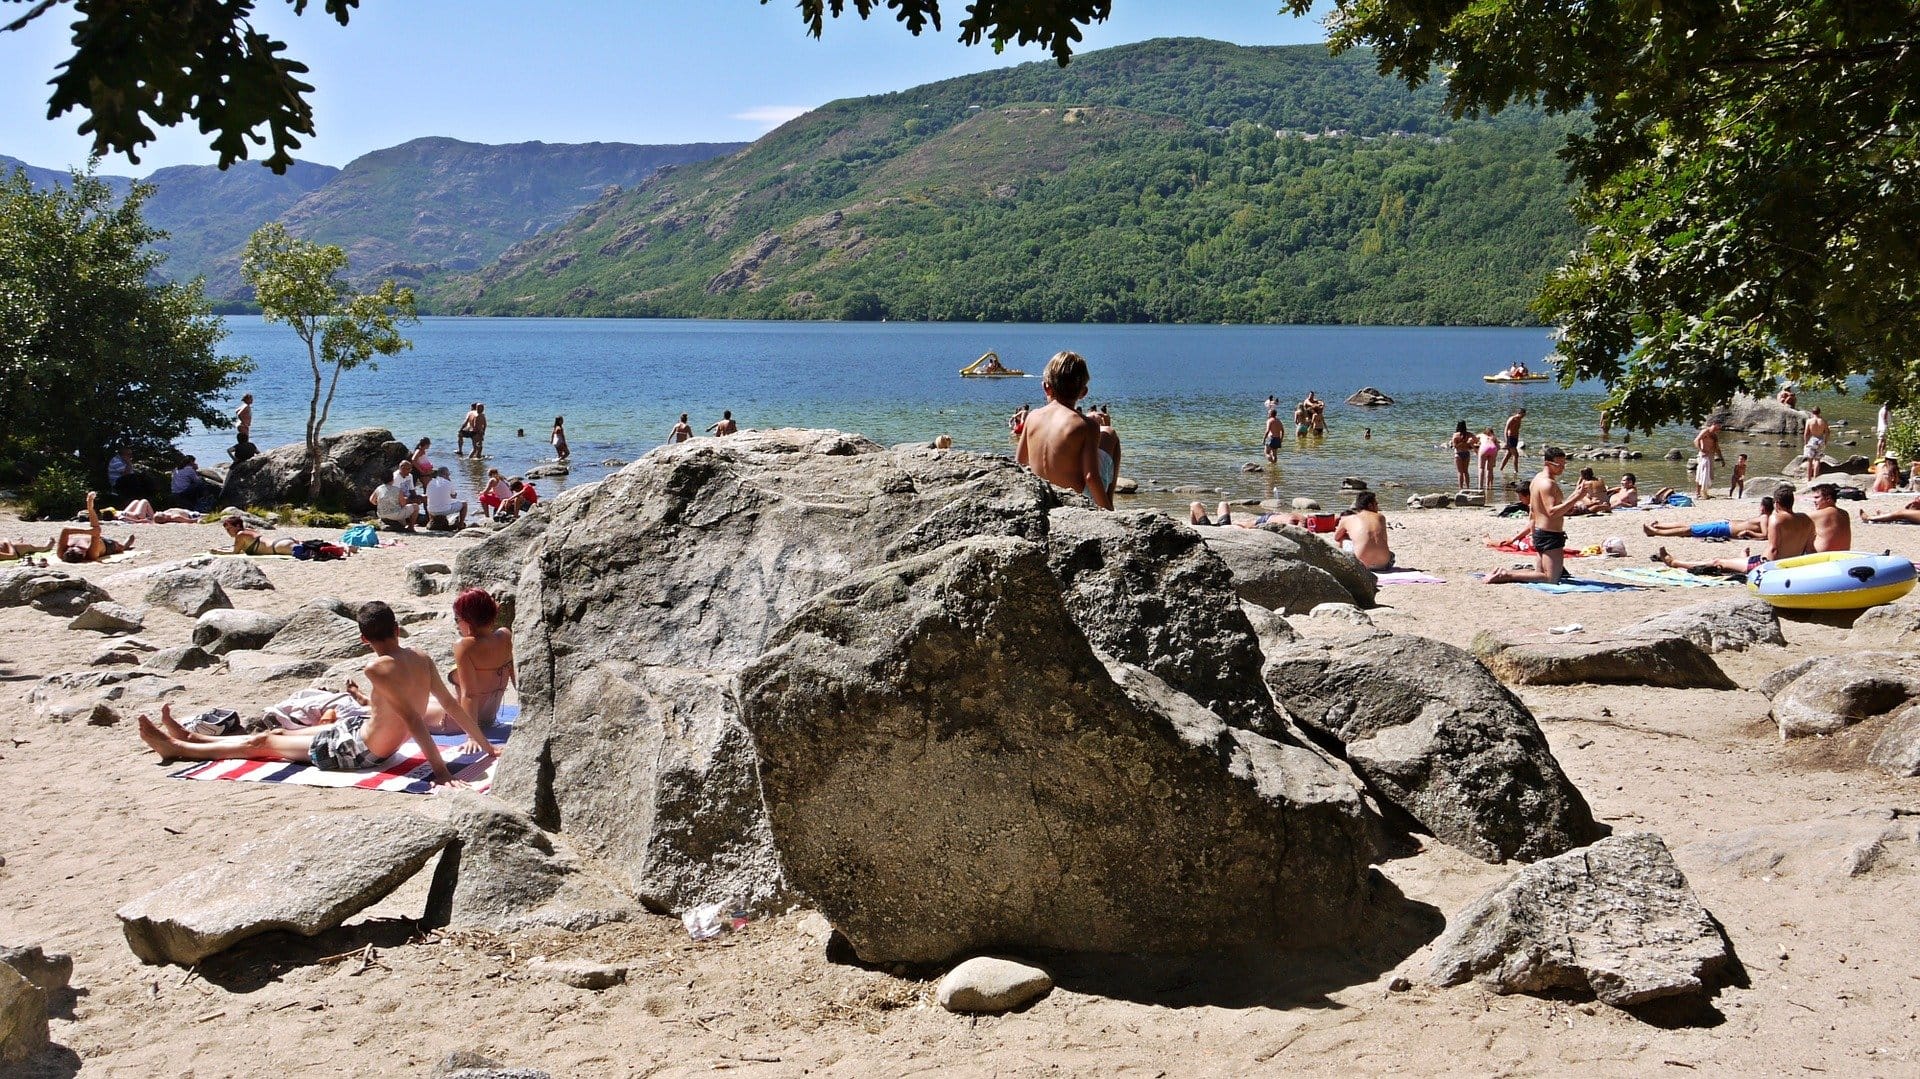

{"left": 341, "top": 523, "right": 380, "bottom": 548}
{"left": 1664, "top": 493, "right": 1695, "bottom": 507}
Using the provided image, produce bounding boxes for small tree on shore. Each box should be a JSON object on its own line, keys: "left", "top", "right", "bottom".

{"left": 241, "top": 222, "right": 416, "bottom": 504}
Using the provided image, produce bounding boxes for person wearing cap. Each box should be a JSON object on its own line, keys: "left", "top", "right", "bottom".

{"left": 1332, "top": 490, "right": 1393, "bottom": 571}
{"left": 1807, "top": 482, "right": 1852, "bottom": 552}
{"left": 1483, "top": 446, "right": 1585, "bottom": 584}
{"left": 134, "top": 601, "right": 495, "bottom": 783}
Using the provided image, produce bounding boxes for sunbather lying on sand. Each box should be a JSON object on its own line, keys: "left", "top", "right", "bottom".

{"left": 1860, "top": 496, "right": 1920, "bottom": 525}
{"left": 212, "top": 514, "right": 296, "bottom": 556}
{"left": 1641, "top": 496, "right": 1773, "bottom": 541}
{"left": 56, "top": 492, "right": 134, "bottom": 563}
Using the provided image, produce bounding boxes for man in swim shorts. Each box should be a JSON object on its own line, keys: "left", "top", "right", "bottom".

{"left": 1499, "top": 408, "right": 1526, "bottom": 473}
{"left": 1263, "top": 408, "right": 1284, "bottom": 463}
{"left": 1803, "top": 407, "right": 1830, "bottom": 481}
{"left": 1484, "top": 446, "right": 1581, "bottom": 584}
{"left": 1657, "top": 485, "right": 1815, "bottom": 575}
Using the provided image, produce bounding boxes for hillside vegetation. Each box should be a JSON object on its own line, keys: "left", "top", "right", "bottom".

{"left": 439, "top": 39, "right": 1582, "bottom": 324}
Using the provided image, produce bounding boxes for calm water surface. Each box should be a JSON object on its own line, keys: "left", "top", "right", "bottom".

{"left": 183, "top": 318, "right": 1868, "bottom": 510}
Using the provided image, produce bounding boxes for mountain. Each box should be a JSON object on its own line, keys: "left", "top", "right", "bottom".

{"left": 0, "top": 155, "right": 135, "bottom": 199}
{"left": 438, "top": 39, "right": 1583, "bottom": 325}
{"left": 4, "top": 138, "right": 749, "bottom": 302}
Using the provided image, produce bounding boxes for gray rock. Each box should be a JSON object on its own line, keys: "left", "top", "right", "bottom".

{"left": 1265, "top": 634, "right": 1602, "bottom": 863}
{"left": 1770, "top": 653, "right": 1920, "bottom": 737}
{"left": 1345, "top": 387, "right": 1394, "bottom": 407}
{"left": 1429, "top": 833, "right": 1735, "bottom": 1008}
{"left": 1471, "top": 631, "right": 1736, "bottom": 689}
{"left": 1663, "top": 449, "right": 1687, "bottom": 461}
{"left": 1045, "top": 509, "right": 1279, "bottom": 732}
{"left": 0, "top": 945, "right": 72, "bottom": 995}
{"left": 142, "top": 645, "right": 217, "bottom": 673}
{"left": 265, "top": 603, "right": 369, "bottom": 660}
{"left": 90, "top": 636, "right": 156, "bottom": 666}
{"left": 0, "top": 963, "right": 48, "bottom": 1064}
{"left": 1708, "top": 394, "right": 1807, "bottom": 434}
{"left": 0, "top": 567, "right": 108, "bottom": 612}
{"left": 1111, "top": 476, "right": 1139, "bottom": 495}
{"left": 407, "top": 559, "right": 454, "bottom": 596}
{"left": 218, "top": 427, "right": 406, "bottom": 511}
{"left": 1340, "top": 477, "right": 1369, "bottom": 490}
{"left": 1241, "top": 601, "right": 1299, "bottom": 653}
{"left": 1847, "top": 602, "right": 1920, "bottom": 650}
{"left": 1618, "top": 594, "right": 1784, "bottom": 653}
{"left": 492, "top": 431, "right": 1062, "bottom": 916}
{"left": 525, "top": 957, "right": 626, "bottom": 990}
{"left": 117, "top": 812, "right": 453, "bottom": 965}
{"left": 68, "top": 601, "right": 145, "bottom": 634}
{"left": 222, "top": 650, "right": 329, "bottom": 683}
{"left": 1193, "top": 524, "right": 1377, "bottom": 614}
{"left": 937, "top": 956, "right": 1054, "bottom": 1013}
{"left": 1291, "top": 497, "right": 1321, "bottom": 511}
{"left": 1758, "top": 656, "right": 1823, "bottom": 698}
{"left": 35, "top": 696, "right": 121, "bottom": 726}
{"left": 192, "top": 608, "right": 290, "bottom": 655}
{"left": 1680, "top": 808, "right": 1920, "bottom": 880}
{"left": 1868, "top": 704, "right": 1920, "bottom": 777}
{"left": 524, "top": 463, "right": 570, "bottom": 479}
{"left": 143, "top": 570, "right": 232, "bottom": 617}
{"left": 1411, "top": 493, "right": 1453, "bottom": 509}
{"left": 738, "top": 535, "right": 1385, "bottom": 964}
{"left": 452, "top": 512, "right": 548, "bottom": 628}
{"left": 422, "top": 792, "right": 635, "bottom": 933}
{"left": 1453, "top": 491, "right": 1486, "bottom": 507}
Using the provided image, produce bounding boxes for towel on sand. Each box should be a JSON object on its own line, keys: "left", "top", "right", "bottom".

{"left": 1521, "top": 577, "right": 1643, "bottom": 594}
{"left": 171, "top": 707, "right": 514, "bottom": 795}
{"left": 1376, "top": 570, "right": 1446, "bottom": 585}
{"left": 1600, "top": 565, "right": 1741, "bottom": 588}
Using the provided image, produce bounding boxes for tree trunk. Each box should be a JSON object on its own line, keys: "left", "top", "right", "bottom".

{"left": 305, "top": 332, "right": 324, "bottom": 505}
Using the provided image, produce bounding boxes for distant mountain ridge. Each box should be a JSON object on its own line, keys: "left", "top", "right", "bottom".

{"left": 436, "top": 38, "right": 1583, "bottom": 325}
{"left": 3, "top": 137, "right": 749, "bottom": 301}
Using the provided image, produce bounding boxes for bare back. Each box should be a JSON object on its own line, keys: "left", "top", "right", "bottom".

{"left": 1811, "top": 505, "right": 1852, "bottom": 552}
{"left": 1018, "top": 402, "right": 1106, "bottom": 508}
{"left": 1505, "top": 412, "right": 1524, "bottom": 441}
{"left": 1766, "top": 510, "right": 1816, "bottom": 560}
{"left": 1333, "top": 509, "right": 1391, "bottom": 570}
{"left": 360, "top": 646, "right": 454, "bottom": 758}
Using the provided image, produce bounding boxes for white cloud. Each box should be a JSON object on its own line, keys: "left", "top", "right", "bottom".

{"left": 732, "top": 105, "right": 813, "bottom": 130}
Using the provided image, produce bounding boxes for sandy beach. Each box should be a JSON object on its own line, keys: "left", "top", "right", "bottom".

{"left": 5, "top": 481, "right": 1920, "bottom": 1077}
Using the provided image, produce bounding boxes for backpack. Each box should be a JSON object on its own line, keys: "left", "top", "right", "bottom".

{"left": 294, "top": 538, "right": 348, "bottom": 561}
{"left": 341, "top": 523, "right": 380, "bottom": 548}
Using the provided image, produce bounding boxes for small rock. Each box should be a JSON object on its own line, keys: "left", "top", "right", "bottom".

{"left": 1241, "top": 462, "right": 1263, "bottom": 473}
{"left": 525, "top": 463, "right": 570, "bottom": 479}
{"left": 0, "top": 945, "right": 73, "bottom": 994}
{"left": 526, "top": 957, "right": 627, "bottom": 990}
{"left": 1111, "top": 477, "right": 1139, "bottom": 495}
{"left": 1388, "top": 975, "right": 1412, "bottom": 992}
{"left": 1340, "top": 477, "right": 1368, "bottom": 491}
{"left": 406, "top": 560, "right": 454, "bottom": 596}
{"left": 0, "top": 567, "right": 108, "bottom": 612}
{"left": 1411, "top": 493, "right": 1453, "bottom": 509}
{"left": 1292, "top": 497, "right": 1322, "bottom": 511}
{"left": 1471, "top": 631, "right": 1736, "bottom": 689}
{"left": 142, "top": 645, "right": 217, "bottom": 673}
{"left": 90, "top": 636, "right": 157, "bottom": 666}
{"left": 192, "top": 608, "right": 290, "bottom": 655}
{"left": 69, "top": 601, "right": 146, "bottom": 634}
{"left": 598, "top": 458, "right": 627, "bottom": 468}
{"left": 1453, "top": 491, "right": 1486, "bottom": 507}
{"left": 0, "top": 963, "right": 49, "bottom": 1064}
{"left": 936, "top": 956, "right": 1054, "bottom": 1014}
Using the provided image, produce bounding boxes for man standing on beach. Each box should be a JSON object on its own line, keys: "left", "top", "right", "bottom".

{"left": 1498, "top": 408, "right": 1526, "bottom": 473}
{"left": 1692, "top": 420, "right": 1722, "bottom": 499}
{"left": 1017, "top": 350, "right": 1112, "bottom": 510}
{"left": 1803, "top": 407, "right": 1831, "bottom": 481}
{"left": 1263, "top": 408, "right": 1284, "bottom": 464}
{"left": 1483, "top": 446, "right": 1582, "bottom": 584}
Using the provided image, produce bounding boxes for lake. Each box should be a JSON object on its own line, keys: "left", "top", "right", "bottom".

{"left": 182, "top": 318, "right": 1864, "bottom": 510}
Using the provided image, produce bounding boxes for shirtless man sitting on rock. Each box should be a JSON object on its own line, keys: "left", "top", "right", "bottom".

{"left": 134, "top": 601, "right": 494, "bottom": 785}
{"left": 1333, "top": 490, "right": 1394, "bottom": 571}
{"left": 1016, "top": 350, "right": 1113, "bottom": 510}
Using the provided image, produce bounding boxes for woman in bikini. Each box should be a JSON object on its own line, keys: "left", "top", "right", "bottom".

{"left": 1476, "top": 427, "right": 1499, "bottom": 495}
{"left": 1449, "top": 421, "right": 1474, "bottom": 491}
{"left": 55, "top": 491, "right": 135, "bottom": 563}
{"left": 446, "top": 588, "right": 514, "bottom": 729}
{"left": 213, "top": 514, "right": 296, "bottom": 556}
{"left": 409, "top": 438, "right": 435, "bottom": 492}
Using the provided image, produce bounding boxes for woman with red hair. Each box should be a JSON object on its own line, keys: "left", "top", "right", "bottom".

{"left": 448, "top": 588, "right": 514, "bottom": 728}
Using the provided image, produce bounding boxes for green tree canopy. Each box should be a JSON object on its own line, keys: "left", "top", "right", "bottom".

{"left": 0, "top": 165, "right": 248, "bottom": 486}
{"left": 241, "top": 221, "right": 415, "bottom": 504}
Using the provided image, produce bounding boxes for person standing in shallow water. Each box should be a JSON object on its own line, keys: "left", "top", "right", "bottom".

{"left": 668, "top": 413, "right": 693, "bottom": 444}
{"left": 707, "top": 411, "right": 737, "bottom": 436}
{"left": 550, "top": 416, "right": 569, "bottom": 460}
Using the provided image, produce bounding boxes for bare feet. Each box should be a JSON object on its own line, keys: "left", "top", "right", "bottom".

{"left": 136, "top": 714, "right": 184, "bottom": 761}
{"left": 156, "top": 703, "right": 202, "bottom": 743}
{"left": 1483, "top": 568, "right": 1514, "bottom": 584}
{"left": 1642, "top": 521, "right": 1660, "bottom": 536}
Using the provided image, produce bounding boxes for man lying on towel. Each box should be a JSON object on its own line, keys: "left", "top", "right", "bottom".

{"left": 136, "top": 601, "right": 494, "bottom": 786}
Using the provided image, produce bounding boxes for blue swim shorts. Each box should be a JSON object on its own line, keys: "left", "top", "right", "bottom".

{"left": 1690, "top": 521, "right": 1733, "bottom": 539}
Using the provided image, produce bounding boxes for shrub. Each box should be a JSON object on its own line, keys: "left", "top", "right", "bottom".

{"left": 1887, "top": 416, "right": 1920, "bottom": 463}
{"left": 23, "top": 464, "right": 88, "bottom": 521}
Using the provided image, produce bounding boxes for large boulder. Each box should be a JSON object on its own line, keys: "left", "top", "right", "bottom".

{"left": 0, "top": 964, "right": 47, "bottom": 1064}
{"left": 1191, "top": 524, "right": 1377, "bottom": 613}
{"left": 265, "top": 601, "right": 370, "bottom": 660}
{"left": 1264, "top": 635, "right": 1602, "bottom": 863}
{"left": 491, "top": 431, "right": 1062, "bottom": 915}
{"left": 422, "top": 792, "right": 634, "bottom": 933}
{"left": 1868, "top": 704, "right": 1920, "bottom": 778}
{"left": 1770, "top": 652, "right": 1920, "bottom": 738}
{"left": 1618, "top": 594, "right": 1784, "bottom": 653}
{"left": 452, "top": 510, "right": 549, "bottom": 628}
{"left": 1345, "top": 387, "right": 1394, "bottom": 407}
{"left": 217, "top": 427, "right": 406, "bottom": 510}
{"left": 143, "top": 570, "right": 231, "bottom": 617}
{"left": 1045, "top": 508, "right": 1278, "bottom": 732}
{"left": 1429, "top": 833, "right": 1736, "bottom": 1009}
{"left": 738, "top": 536, "right": 1385, "bottom": 964}
{"left": 1847, "top": 602, "right": 1920, "bottom": 650}
{"left": 117, "top": 811, "right": 453, "bottom": 965}
{"left": 1708, "top": 393, "right": 1808, "bottom": 434}
{"left": 1471, "top": 631, "right": 1737, "bottom": 689}
{"left": 109, "top": 555, "right": 273, "bottom": 593}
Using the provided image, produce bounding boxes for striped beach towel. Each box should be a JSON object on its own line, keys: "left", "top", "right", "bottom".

{"left": 171, "top": 707, "right": 515, "bottom": 795}
{"left": 1599, "top": 565, "right": 1740, "bottom": 588}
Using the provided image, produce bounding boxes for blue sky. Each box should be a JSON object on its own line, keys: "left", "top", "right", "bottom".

{"left": 1, "top": 1, "right": 1332, "bottom": 174}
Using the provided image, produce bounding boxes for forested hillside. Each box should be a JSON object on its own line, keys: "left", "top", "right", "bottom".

{"left": 440, "top": 39, "right": 1582, "bottom": 324}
